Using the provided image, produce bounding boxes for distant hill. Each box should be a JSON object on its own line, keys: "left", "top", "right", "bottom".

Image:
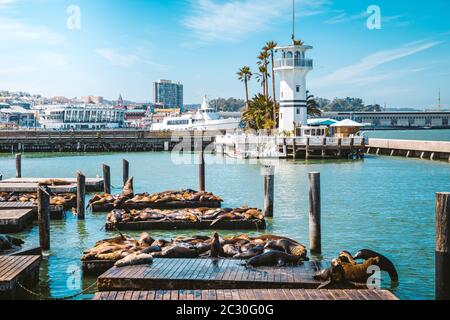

{"left": 317, "top": 97, "right": 382, "bottom": 112}
{"left": 210, "top": 98, "right": 246, "bottom": 112}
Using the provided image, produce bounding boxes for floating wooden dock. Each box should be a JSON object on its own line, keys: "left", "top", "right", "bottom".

{"left": 0, "top": 182, "right": 77, "bottom": 194}
{"left": 92, "top": 201, "right": 222, "bottom": 212}
{"left": 105, "top": 219, "right": 266, "bottom": 231}
{"left": 1, "top": 247, "right": 42, "bottom": 257}
{"left": 1, "top": 177, "right": 104, "bottom": 192}
{"left": 98, "top": 258, "right": 337, "bottom": 292}
{"left": 0, "top": 209, "right": 33, "bottom": 233}
{"left": 0, "top": 202, "right": 65, "bottom": 219}
{"left": 0, "top": 255, "right": 41, "bottom": 298}
{"left": 93, "top": 289, "right": 398, "bottom": 301}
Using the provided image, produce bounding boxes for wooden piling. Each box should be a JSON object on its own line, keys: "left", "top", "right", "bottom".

{"left": 15, "top": 154, "right": 22, "bottom": 178}
{"left": 308, "top": 172, "right": 321, "bottom": 254}
{"left": 305, "top": 138, "right": 310, "bottom": 160}
{"left": 77, "top": 172, "right": 86, "bottom": 220}
{"left": 103, "top": 164, "right": 111, "bottom": 194}
{"left": 321, "top": 138, "right": 327, "bottom": 159}
{"left": 436, "top": 192, "right": 450, "bottom": 300}
{"left": 199, "top": 150, "right": 205, "bottom": 192}
{"left": 123, "top": 159, "right": 129, "bottom": 187}
{"left": 263, "top": 166, "right": 275, "bottom": 218}
{"left": 292, "top": 138, "right": 297, "bottom": 160}
{"left": 37, "top": 186, "right": 50, "bottom": 250}
{"left": 337, "top": 138, "right": 342, "bottom": 157}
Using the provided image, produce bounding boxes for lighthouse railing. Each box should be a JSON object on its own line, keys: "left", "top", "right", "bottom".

{"left": 274, "top": 58, "right": 313, "bottom": 68}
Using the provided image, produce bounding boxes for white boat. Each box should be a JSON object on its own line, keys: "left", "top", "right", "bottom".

{"left": 151, "top": 96, "right": 241, "bottom": 131}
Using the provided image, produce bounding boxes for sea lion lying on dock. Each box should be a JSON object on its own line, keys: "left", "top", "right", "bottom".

{"left": 115, "top": 253, "right": 153, "bottom": 268}
{"left": 0, "top": 235, "right": 24, "bottom": 251}
{"left": 246, "top": 250, "right": 304, "bottom": 267}
{"left": 0, "top": 192, "right": 76, "bottom": 208}
{"left": 314, "top": 250, "right": 398, "bottom": 288}
{"left": 264, "top": 239, "right": 308, "bottom": 260}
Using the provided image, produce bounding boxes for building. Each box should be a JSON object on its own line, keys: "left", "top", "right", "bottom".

{"left": 330, "top": 119, "right": 365, "bottom": 138}
{"left": 36, "top": 104, "right": 125, "bottom": 130}
{"left": 0, "top": 106, "right": 36, "bottom": 128}
{"left": 274, "top": 41, "right": 313, "bottom": 133}
{"left": 153, "top": 80, "right": 183, "bottom": 109}
{"left": 82, "top": 96, "right": 104, "bottom": 105}
{"left": 322, "top": 111, "right": 450, "bottom": 129}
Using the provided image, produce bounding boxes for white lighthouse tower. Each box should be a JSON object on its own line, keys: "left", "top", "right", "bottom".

{"left": 274, "top": 3, "right": 313, "bottom": 134}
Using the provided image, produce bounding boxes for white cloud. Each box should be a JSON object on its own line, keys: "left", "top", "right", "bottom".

{"left": 95, "top": 48, "right": 140, "bottom": 67}
{"left": 311, "top": 41, "right": 442, "bottom": 88}
{"left": 0, "top": 17, "right": 63, "bottom": 44}
{"left": 184, "top": 0, "right": 330, "bottom": 43}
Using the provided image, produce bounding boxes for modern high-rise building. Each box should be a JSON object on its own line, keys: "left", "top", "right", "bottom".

{"left": 153, "top": 80, "right": 183, "bottom": 109}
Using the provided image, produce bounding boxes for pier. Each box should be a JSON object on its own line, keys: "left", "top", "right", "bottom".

{"left": 0, "top": 209, "right": 33, "bottom": 233}
{"left": 0, "top": 177, "right": 104, "bottom": 192}
{"left": 0, "top": 130, "right": 214, "bottom": 153}
{"left": 368, "top": 138, "right": 450, "bottom": 162}
{"left": 0, "top": 202, "right": 65, "bottom": 219}
{"left": 93, "top": 289, "right": 398, "bottom": 301}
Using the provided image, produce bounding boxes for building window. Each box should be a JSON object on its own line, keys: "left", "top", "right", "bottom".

{"left": 280, "top": 113, "right": 283, "bottom": 119}
{"left": 296, "top": 85, "right": 300, "bottom": 93}
{"left": 296, "top": 108, "right": 300, "bottom": 114}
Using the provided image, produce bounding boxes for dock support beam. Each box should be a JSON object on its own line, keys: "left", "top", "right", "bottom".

{"left": 77, "top": 172, "right": 86, "bottom": 220}
{"left": 37, "top": 186, "right": 50, "bottom": 250}
{"left": 292, "top": 138, "right": 297, "bottom": 160}
{"left": 305, "top": 138, "right": 310, "bottom": 160}
{"left": 321, "top": 138, "right": 327, "bottom": 159}
{"left": 103, "top": 164, "right": 111, "bottom": 194}
{"left": 308, "top": 172, "right": 321, "bottom": 255}
{"left": 15, "top": 153, "right": 22, "bottom": 178}
{"left": 436, "top": 192, "right": 450, "bottom": 300}
{"left": 123, "top": 159, "right": 129, "bottom": 187}
{"left": 263, "top": 166, "right": 275, "bottom": 218}
{"left": 199, "top": 150, "right": 205, "bottom": 192}
{"left": 337, "top": 139, "right": 342, "bottom": 158}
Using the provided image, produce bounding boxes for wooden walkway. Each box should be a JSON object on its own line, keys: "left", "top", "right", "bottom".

{"left": 98, "top": 258, "right": 335, "bottom": 292}
{"left": 0, "top": 202, "right": 65, "bottom": 219}
{"left": 1, "top": 177, "right": 104, "bottom": 192}
{"left": 93, "top": 289, "right": 398, "bottom": 301}
{"left": 0, "top": 209, "right": 33, "bottom": 233}
{"left": 0, "top": 182, "right": 76, "bottom": 193}
{"left": 0, "top": 255, "right": 41, "bottom": 298}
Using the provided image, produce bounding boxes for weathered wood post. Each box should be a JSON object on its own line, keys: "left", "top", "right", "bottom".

{"left": 282, "top": 138, "right": 287, "bottom": 157}
{"left": 321, "top": 137, "right": 327, "bottom": 159}
{"left": 77, "top": 172, "right": 86, "bottom": 220}
{"left": 361, "top": 137, "right": 366, "bottom": 159}
{"left": 436, "top": 192, "right": 450, "bottom": 300}
{"left": 103, "top": 164, "right": 111, "bottom": 194}
{"left": 350, "top": 137, "right": 355, "bottom": 159}
{"left": 292, "top": 138, "right": 297, "bottom": 160}
{"left": 199, "top": 149, "right": 205, "bottom": 192}
{"left": 123, "top": 159, "right": 129, "bottom": 187}
{"left": 263, "top": 166, "right": 275, "bottom": 218}
{"left": 37, "top": 186, "right": 50, "bottom": 250}
{"left": 15, "top": 153, "right": 22, "bottom": 178}
{"left": 337, "top": 138, "right": 342, "bottom": 158}
{"left": 308, "top": 172, "right": 321, "bottom": 254}
{"left": 305, "top": 138, "right": 310, "bottom": 160}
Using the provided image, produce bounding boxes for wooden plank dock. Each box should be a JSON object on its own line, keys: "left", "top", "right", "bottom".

{"left": 92, "top": 201, "right": 222, "bottom": 212}
{"left": 93, "top": 289, "right": 398, "bottom": 301}
{"left": 0, "top": 177, "right": 104, "bottom": 192}
{"left": 0, "top": 182, "right": 77, "bottom": 194}
{"left": 0, "top": 255, "right": 41, "bottom": 298}
{"left": 98, "top": 258, "right": 335, "bottom": 292}
{"left": 0, "top": 202, "right": 65, "bottom": 219}
{"left": 105, "top": 219, "right": 266, "bottom": 231}
{"left": 0, "top": 209, "right": 33, "bottom": 233}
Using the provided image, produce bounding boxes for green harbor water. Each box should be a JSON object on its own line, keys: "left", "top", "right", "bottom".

{"left": 363, "top": 129, "right": 450, "bottom": 141}
{"left": 0, "top": 147, "right": 449, "bottom": 300}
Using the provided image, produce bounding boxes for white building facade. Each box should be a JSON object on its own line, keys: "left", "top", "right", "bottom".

{"left": 274, "top": 44, "right": 313, "bottom": 133}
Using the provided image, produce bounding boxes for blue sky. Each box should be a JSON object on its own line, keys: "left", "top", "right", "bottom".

{"left": 0, "top": 0, "right": 449, "bottom": 109}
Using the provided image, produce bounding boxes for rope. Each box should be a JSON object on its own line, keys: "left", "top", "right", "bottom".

{"left": 17, "top": 280, "right": 98, "bottom": 301}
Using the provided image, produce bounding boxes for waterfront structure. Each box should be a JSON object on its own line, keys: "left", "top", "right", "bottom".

{"left": 36, "top": 104, "right": 125, "bottom": 130}
{"left": 274, "top": 43, "right": 313, "bottom": 133}
{"left": 322, "top": 111, "right": 450, "bottom": 129}
{"left": 153, "top": 80, "right": 183, "bottom": 109}
{"left": 82, "top": 96, "right": 104, "bottom": 105}
{"left": 331, "top": 119, "right": 365, "bottom": 138}
{"left": 0, "top": 106, "right": 36, "bottom": 128}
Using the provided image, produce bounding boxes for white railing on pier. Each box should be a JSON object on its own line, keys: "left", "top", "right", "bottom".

{"left": 274, "top": 58, "right": 313, "bottom": 68}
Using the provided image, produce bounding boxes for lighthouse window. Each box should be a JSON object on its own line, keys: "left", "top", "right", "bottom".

{"left": 296, "top": 85, "right": 300, "bottom": 93}
{"left": 296, "top": 108, "right": 300, "bottom": 114}
{"left": 286, "top": 52, "right": 293, "bottom": 59}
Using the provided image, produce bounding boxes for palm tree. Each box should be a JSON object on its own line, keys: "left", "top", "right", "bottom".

{"left": 257, "top": 50, "right": 270, "bottom": 100}
{"left": 255, "top": 65, "right": 267, "bottom": 97}
{"left": 242, "top": 94, "right": 278, "bottom": 130}
{"left": 237, "top": 66, "right": 252, "bottom": 111}
{"left": 264, "top": 41, "right": 278, "bottom": 128}
{"left": 306, "top": 91, "right": 322, "bottom": 117}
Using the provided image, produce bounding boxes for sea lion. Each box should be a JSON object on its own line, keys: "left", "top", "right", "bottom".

{"left": 115, "top": 253, "right": 153, "bottom": 268}
{"left": 153, "top": 245, "right": 198, "bottom": 258}
{"left": 264, "top": 239, "right": 308, "bottom": 259}
{"left": 353, "top": 249, "right": 399, "bottom": 283}
{"left": 122, "top": 177, "right": 134, "bottom": 198}
{"left": 246, "top": 250, "right": 304, "bottom": 267}
{"left": 233, "top": 245, "right": 265, "bottom": 260}
{"left": 0, "top": 235, "right": 24, "bottom": 250}
{"left": 210, "top": 233, "right": 222, "bottom": 258}
{"left": 139, "top": 245, "right": 162, "bottom": 254}
{"left": 139, "top": 233, "right": 154, "bottom": 247}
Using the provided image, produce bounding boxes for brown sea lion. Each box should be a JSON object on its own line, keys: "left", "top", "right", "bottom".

{"left": 210, "top": 232, "right": 222, "bottom": 258}
{"left": 153, "top": 245, "right": 198, "bottom": 258}
{"left": 122, "top": 177, "right": 134, "bottom": 198}
{"left": 264, "top": 239, "right": 308, "bottom": 259}
{"left": 246, "top": 250, "right": 304, "bottom": 267}
{"left": 353, "top": 249, "right": 399, "bottom": 283}
{"left": 115, "top": 253, "right": 153, "bottom": 268}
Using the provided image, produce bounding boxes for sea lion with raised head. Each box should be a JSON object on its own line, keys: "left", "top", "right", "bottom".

{"left": 122, "top": 177, "right": 134, "bottom": 198}
{"left": 353, "top": 249, "right": 399, "bottom": 283}
{"left": 246, "top": 250, "right": 304, "bottom": 268}
{"left": 210, "top": 232, "right": 222, "bottom": 258}
{"left": 264, "top": 239, "right": 308, "bottom": 259}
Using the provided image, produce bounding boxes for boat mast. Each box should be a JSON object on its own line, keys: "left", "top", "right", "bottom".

{"left": 291, "top": 0, "right": 295, "bottom": 44}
